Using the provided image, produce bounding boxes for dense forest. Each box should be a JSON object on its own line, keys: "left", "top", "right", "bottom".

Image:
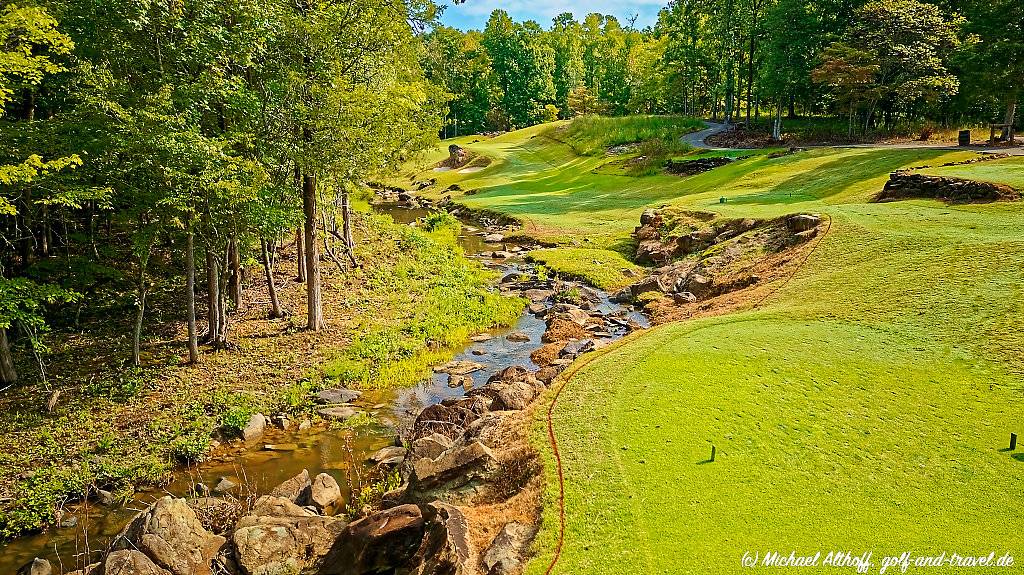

{"left": 1, "top": 0, "right": 447, "bottom": 387}
{"left": 424, "top": 0, "right": 1022, "bottom": 138}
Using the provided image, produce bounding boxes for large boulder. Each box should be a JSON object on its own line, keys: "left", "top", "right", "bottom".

{"left": 249, "top": 495, "right": 315, "bottom": 518}
{"left": 407, "top": 441, "right": 498, "bottom": 502}
{"left": 412, "top": 403, "right": 482, "bottom": 441}
{"left": 633, "top": 225, "right": 660, "bottom": 241}
{"left": 17, "top": 559, "right": 52, "bottom": 575}
{"left": 639, "top": 208, "right": 661, "bottom": 227}
{"left": 409, "top": 502, "right": 472, "bottom": 575}
{"left": 111, "top": 496, "right": 225, "bottom": 575}
{"left": 463, "top": 412, "right": 511, "bottom": 449}
{"left": 233, "top": 506, "right": 346, "bottom": 575}
{"left": 559, "top": 339, "right": 595, "bottom": 359}
{"left": 319, "top": 505, "right": 426, "bottom": 575}
{"left": 634, "top": 239, "right": 672, "bottom": 265}
{"left": 241, "top": 413, "right": 266, "bottom": 443}
{"left": 786, "top": 214, "right": 820, "bottom": 232}
{"left": 486, "top": 365, "right": 531, "bottom": 384}
{"left": 483, "top": 522, "right": 537, "bottom": 575}
{"left": 629, "top": 275, "right": 668, "bottom": 298}
{"left": 411, "top": 433, "right": 454, "bottom": 460}
{"left": 469, "top": 381, "right": 539, "bottom": 411}
{"left": 680, "top": 273, "right": 714, "bottom": 298}
{"left": 268, "top": 469, "right": 312, "bottom": 504}
{"left": 103, "top": 551, "right": 170, "bottom": 575}
{"left": 541, "top": 318, "right": 588, "bottom": 343}
{"left": 310, "top": 473, "right": 343, "bottom": 512}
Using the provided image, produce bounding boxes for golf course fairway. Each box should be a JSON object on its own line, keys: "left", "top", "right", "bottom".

{"left": 396, "top": 119, "right": 1024, "bottom": 574}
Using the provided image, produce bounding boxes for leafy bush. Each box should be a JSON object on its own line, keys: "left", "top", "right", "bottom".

{"left": 219, "top": 405, "right": 253, "bottom": 435}
{"left": 420, "top": 211, "right": 460, "bottom": 234}
{"left": 553, "top": 287, "right": 583, "bottom": 305}
{"left": 169, "top": 433, "right": 210, "bottom": 464}
{"left": 1, "top": 466, "right": 90, "bottom": 538}
{"left": 346, "top": 468, "right": 402, "bottom": 518}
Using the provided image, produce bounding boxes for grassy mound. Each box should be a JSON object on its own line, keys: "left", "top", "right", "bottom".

{"left": 522, "top": 151, "right": 1024, "bottom": 573}
{"left": 526, "top": 248, "right": 642, "bottom": 290}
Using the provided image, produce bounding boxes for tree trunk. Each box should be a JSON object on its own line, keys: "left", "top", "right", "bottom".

{"left": 746, "top": 23, "right": 756, "bottom": 126}
{"left": 132, "top": 260, "right": 148, "bottom": 368}
{"left": 205, "top": 248, "right": 220, "bottom": 343}
{"left": 185, "top": 230, "right": 199, "bottom": 364}
{"left": 848, "top": 105, "right": 855, "bottom": 139}
{"left": 788, "top": 94, "right": 796, "bottom": 119}
{"left": 228, "top": 235, "right": 242, "bottom": 310}
{"left": 1003, "top": 101, "right": 1017, "bottom": 140}
{"left": 0, "top": 328, "right": 17, "bottom": 384}
{"left": 262, "top": 238, "right": 285, "bottom": 319}
{"left": 217, "top": 245, "right": 230, "bottom": 347}
{"left": 295, "top": 227, "right": 306, "bottom": 282}
{"left": 772, "top": 99, "right": 783, "bottom": 141}
{"left": 303, "top": 170, "right": 323, "bottom": 331}
{"left": 342, "top": 187, "right": 357, "bottom": 266}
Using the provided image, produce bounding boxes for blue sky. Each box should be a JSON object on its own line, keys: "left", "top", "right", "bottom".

{"left": 437, "top": 0, "right": 668, "bottom": 31}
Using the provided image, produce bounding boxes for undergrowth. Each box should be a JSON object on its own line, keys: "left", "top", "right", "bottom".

{"left": 0, "top": 211, "right": 522, "bottom": 539}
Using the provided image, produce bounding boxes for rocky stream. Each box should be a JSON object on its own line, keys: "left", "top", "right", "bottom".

{"left": 2, "top": 200, "right": 649, "bottom": 575}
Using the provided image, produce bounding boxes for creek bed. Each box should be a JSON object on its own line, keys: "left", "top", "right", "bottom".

{"left": 0, "top": 202, "right": 647, "bottom": 570}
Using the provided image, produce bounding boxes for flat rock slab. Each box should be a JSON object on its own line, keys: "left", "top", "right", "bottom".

{"left": 316, "top": 388, "right": 361, "bottom": 404}
{"left": 434, "top": 360, "right": 486, "bottom": 375}
{"left": 318, "top": 406, "right": 362, "bottom": 421}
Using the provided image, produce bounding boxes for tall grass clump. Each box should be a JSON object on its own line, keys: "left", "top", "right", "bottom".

{"left": 552, "top": 115, "right": 703, "bottom": 156}
{"left": 322, "top": 215, "right": 525, "bottom": 389}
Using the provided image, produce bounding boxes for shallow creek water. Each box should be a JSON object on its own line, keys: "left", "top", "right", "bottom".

{"left": 0, "top": 203, "right": 647, "bottom": 570}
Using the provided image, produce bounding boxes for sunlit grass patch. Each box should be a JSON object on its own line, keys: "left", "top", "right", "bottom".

{"left": 527, "top": 248, "right": 642, "bottom": 290}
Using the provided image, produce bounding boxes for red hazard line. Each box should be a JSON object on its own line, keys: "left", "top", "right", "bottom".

{"left": 542, "top": 213, "right": 832, "bottom": 575}
{"left": 544, "top": 376, "right": 567, "bottom": 575}
{"left": 751, "top": 214, "right": 832, "bottom": 310}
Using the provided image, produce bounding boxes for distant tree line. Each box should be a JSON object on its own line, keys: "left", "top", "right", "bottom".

{"left": 424, "top": 0, "right": 1021, "bottom": 137}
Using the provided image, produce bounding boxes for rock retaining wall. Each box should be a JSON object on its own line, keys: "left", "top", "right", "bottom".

{"left": 877, "top": 173, "right": 1020, "bottom": 203}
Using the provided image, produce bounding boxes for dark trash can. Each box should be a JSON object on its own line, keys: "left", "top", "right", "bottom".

{"left": 958, "top": 130, "right": 971, "bottom": 147}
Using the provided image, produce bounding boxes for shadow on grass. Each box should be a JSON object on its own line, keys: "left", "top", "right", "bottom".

{"left": 730, "top": 148, "right": 951, "bottom": 205}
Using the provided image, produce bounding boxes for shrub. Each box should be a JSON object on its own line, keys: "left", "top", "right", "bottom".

{"left": 169, "top": 433, "right": 210, "bottom": 464}
{"left": 219, "top": 405, "right": 253, "bottom": 435}
{"left": 420, "top": 211, "right": 460, "bottom": 234}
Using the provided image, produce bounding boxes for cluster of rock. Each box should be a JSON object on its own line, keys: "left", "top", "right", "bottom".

{"left": 936, "top": 153, "right": 1009, "bottom": 168}
{"left": 40, "top": 468, "right": 476, "bottom": 575}
{"left": 664, "top": 156, "right": 734, "bottom": 176}
{"left": 37, "top": 280, "right": 619, "bottom": 575}
{"left": 615, "top": 209, "right": 821, "bottom": 305}
{"left": 877, "top": 172, "right": 1020, "bottom": 203}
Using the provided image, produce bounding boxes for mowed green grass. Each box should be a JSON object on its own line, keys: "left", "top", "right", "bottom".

{"left": 530, "top": 320, "right": 1023, "bottom": 575}
{"left": 392, "top": 119, "right": 1024, "bottom": 574}
{"left": 398, "top": 124, "right": 980, "bottom": 245}
{"left": 528, "top": 198, "right": 1024, "bottom": 574}
{"left": 919, "top": 156, "right": 1024, "bottom": 189}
